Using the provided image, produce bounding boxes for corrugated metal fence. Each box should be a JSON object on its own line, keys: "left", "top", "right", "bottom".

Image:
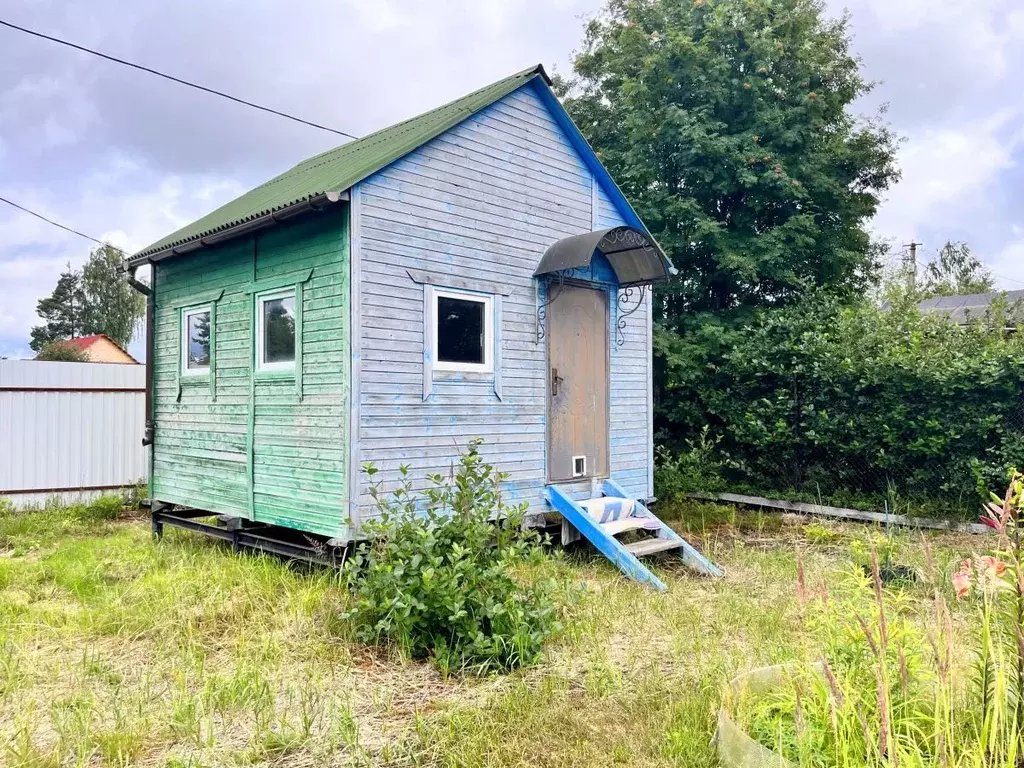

{"left": 0, "top": 359, "right": 147, "bottom": 508}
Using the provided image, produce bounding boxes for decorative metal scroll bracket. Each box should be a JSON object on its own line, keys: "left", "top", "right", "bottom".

{"left": 535, "top": 273, "right": 566, "bottom": 343}
{"left": 601, "top": 226, "right": 658, "bottom": 257}
{"left": 616, "top": 284, "right": 647, "bottom": 346}
{"left": 536, "top": 273, "right": 648, "bottom": 346}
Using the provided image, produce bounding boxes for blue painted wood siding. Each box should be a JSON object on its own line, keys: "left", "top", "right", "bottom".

{"left": 352, "top": 83, "right": 653, "bottom": 525}
{"left": 597, "top": 184, "right": 655, "bottom": 499}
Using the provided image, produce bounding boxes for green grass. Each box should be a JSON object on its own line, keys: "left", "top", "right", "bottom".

{"left": 0, "top": 497, "right": 980, "bottom": 766}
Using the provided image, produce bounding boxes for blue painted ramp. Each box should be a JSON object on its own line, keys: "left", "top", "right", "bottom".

{"left": 546, "top": 481, "right": 723, "bottom": 591}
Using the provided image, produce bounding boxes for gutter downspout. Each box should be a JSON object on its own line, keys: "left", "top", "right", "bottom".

{"left": 126, "top": 263, "right": 155, "bottom": 448}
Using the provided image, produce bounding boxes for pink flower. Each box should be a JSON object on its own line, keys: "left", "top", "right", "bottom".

{"left": 953, "top": 559, "right": 972, "bottom": 599}
{"left": 976, "top": 555, "right": 1009, "bottom": 594}
{"left": 979, "top": 555, "right": 1007, "bottom": 577}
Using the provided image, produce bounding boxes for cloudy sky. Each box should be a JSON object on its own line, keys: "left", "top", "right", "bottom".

{"left": 1, "top": 0, "right": 1022, "bottom": 359}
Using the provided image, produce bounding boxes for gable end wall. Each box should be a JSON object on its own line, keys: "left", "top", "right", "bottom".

{"left": 353, "top": 83, "right": 653, "bottom": 523}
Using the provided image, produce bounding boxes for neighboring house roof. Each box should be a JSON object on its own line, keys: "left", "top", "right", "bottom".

{"left": 61, "top": 335, "right": 139, "bottom": 364}
{"left": 131, "top": 64, "right": 656, "bottom": 267}
{"left": 918, "top": 289, "right": 1024, "bottom": 325}
{"left": 63, "top": 334, "right": 106, "bottom": 352}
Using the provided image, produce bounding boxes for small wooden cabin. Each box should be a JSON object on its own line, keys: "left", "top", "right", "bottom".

{"left": 128, "top": 66, "right": 716, "bottom": 586}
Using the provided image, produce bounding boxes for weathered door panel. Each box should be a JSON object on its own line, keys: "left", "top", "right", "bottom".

{"left": 547, "top": 284, "right": 609, "bottom": 482}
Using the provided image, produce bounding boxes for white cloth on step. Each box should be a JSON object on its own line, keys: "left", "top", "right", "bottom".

{"left": 578, "top": 496, "right": 636, "bottom": 523}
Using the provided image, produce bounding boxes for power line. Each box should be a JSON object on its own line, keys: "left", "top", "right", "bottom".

{"left": 0, "top": 195, "right": 125, "bottom": 254}
{"left": 992, "top": 272, "right": 1024, "bottom": 287}
{"left": 0, "top": 18, "right": 358, "bottom": 140}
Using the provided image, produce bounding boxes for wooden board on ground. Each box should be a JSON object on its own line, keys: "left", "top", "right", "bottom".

{"left": 690, "top": 492, "right": 992, "bottom": 535}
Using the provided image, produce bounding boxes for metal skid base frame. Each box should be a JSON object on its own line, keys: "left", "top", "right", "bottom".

{"left": 151, "top": 507, "right": 347, "bottom": 567}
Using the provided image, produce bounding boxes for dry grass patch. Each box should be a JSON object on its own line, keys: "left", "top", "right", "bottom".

{"left": 0, "top": 498, "right": 983, "bottom": 767}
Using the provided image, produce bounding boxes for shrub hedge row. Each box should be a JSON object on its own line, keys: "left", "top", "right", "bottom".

{"left": 655, "top": 292, "right": 1024, "bottom": 516}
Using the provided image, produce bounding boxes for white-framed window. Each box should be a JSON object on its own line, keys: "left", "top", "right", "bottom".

{"left": 256, "top": 288, "right": 297, "bottom": 372}
{"left": 181, "top": 306, "right": 212, "bottom": 376}
{"left": 432, "top": 288, "right": 493, "bottom": 373}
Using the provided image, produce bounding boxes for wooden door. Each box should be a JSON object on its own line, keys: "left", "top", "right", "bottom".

{"left": 547, "top": 284, "right": 609, "bottom": 482}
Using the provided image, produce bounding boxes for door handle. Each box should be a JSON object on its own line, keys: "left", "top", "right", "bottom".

{"left": 551, "top": 367, "right": 564, "bottom": 397}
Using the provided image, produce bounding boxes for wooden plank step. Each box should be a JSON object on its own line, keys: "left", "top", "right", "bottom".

{"left": 546, "top": 485, "right": 668, "bottom": 591}
{"left": 625, "top": 538, "right": 682, "bottom": 557}
{"left": 601, "top": 517, "right": 660, "bottom": 537}
{"left": 604, "top": 480, "right": 724, "bottom": 578}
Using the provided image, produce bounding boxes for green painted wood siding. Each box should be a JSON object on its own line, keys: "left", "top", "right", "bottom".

{"left": 151, "top": 206, "right": 350, "bottom": 539}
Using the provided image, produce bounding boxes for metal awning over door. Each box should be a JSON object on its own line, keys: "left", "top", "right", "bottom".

{"left": 533, "top": 226, "right": 675, "bottom": 287}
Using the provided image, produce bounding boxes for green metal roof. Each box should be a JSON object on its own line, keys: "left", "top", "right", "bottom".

{"left": 134, "top": 65, "right": 550, "bottom": 260}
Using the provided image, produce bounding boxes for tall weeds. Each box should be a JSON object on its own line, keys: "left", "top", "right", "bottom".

{"left": 737, "top": 472, "right": 1024, "bottom": 766}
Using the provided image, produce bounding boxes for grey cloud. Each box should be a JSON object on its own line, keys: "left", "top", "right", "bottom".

{"left": 0, "top": 0, "right": 598, "bottom": 356}
{"left": 2, "top": 0, "right": 1024, "bottom": 358}
{"left": 1, "top": 1, "right": 599, "bottom": 185}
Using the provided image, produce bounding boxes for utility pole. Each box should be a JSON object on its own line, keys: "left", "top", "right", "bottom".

{"left": 902, "top": 241, "right": 922, "bottom": 290}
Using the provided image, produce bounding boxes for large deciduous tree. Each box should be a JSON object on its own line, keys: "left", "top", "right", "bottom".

{"left": 81, "top": 244, "right": 145, "bottom": 349}
{"left": 29, "top": 245, "right": 144, "bottom": 352}
{"left": 561, "top": 0, "right": 901, "bottom": 327}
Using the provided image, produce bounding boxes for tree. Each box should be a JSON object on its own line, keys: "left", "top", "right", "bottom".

{"left": 29, "top": 245, "right": 144, "bottom": 352}
{"left": 35, "top": 341, "right": 90, "bottom": 362}
{"left": 920, "top": 241, "right": 995, "bottom": 298}
{"left": 190, "top": 312, "right": 211, "bottom": 367}
{"left": 29, "top": 264, "right": 87, "bottom": 351}
{"left": 561, "top": 0, "right": 901, "bottom": 327}
{"left": 81, "top": 244, "right": 145, "bottom": 349}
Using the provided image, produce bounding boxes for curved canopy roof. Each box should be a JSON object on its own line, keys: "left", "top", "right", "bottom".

{"left": 534, "top": 226, "right": 675, "bottom": 287}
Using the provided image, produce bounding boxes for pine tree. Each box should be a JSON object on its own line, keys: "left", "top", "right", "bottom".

{"left": 29, "top": 245, "right": 145, "bottom": 352}
{"left": 29, "top": 264, "right": 87, "bottom": 351}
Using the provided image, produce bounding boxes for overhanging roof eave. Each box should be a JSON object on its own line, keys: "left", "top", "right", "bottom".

{"left": 127, "top": 189, "right": 349, "bottom": 266}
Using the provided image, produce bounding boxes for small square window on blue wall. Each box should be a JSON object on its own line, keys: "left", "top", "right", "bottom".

{"left": 432, "top": 289, "right": 493, "bottom": 373}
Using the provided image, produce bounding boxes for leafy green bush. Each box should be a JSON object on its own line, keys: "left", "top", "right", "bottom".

{"left": 0, "top": 493, "right": 126, "bottom": 525}
{"left": 34, "top": 341, "right": 90, "bottom": 362}
{"left": 848, "top": 530, "right": 897, "bottom": 568}
{"left": 79, "top": 494, "right": 126, "bottom": 521}
{"left": 653, "top": 425, "right": 726, "bottom": 500}
{"left": 344, "top": 439, "right": 563, "bottom": 675}
{"left": 802, "top": 522, "right": 842, "bottom": 545}
{"left": 656, "top": 290, "right": 1024, "bottom": 515}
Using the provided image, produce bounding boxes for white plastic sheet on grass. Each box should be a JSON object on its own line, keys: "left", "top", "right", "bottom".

{"left": 716, "top": 663, "right": 824, "bottom": 768}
